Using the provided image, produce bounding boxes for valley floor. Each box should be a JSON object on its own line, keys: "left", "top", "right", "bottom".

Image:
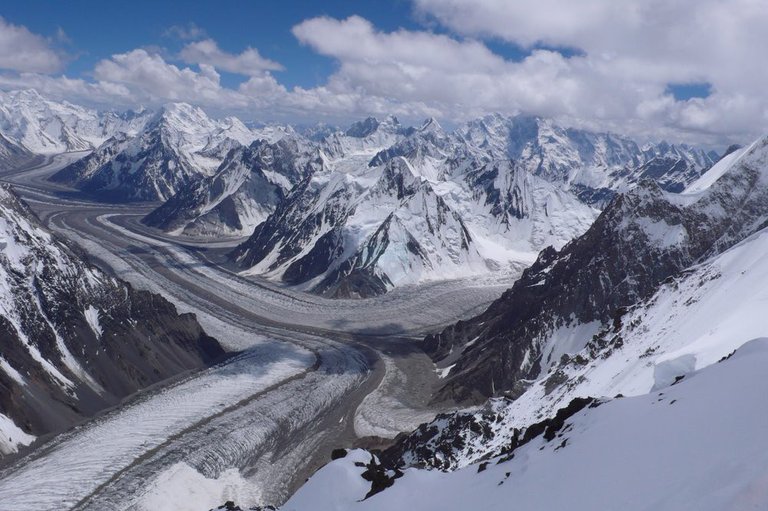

{"left": 0, "top": 154, "right": 512, "bottom": 509}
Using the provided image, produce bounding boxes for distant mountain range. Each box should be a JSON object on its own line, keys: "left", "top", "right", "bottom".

{"left": 0, "top": 89, "right": 719, "bottom": 298}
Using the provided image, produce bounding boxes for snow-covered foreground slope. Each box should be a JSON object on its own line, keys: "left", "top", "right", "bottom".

{"left": 517, "top": 224, "right": 768, "bottom": 418}
{"left": 284, "top": 339, "right": 768, "bottom": 511}
{"left": 393, "top": 221, "right": 768, "bottom": 476}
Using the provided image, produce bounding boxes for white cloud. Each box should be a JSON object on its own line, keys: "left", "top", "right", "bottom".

{"left": 91, "top": 49, "right": 251, "bottom": 108}
{"left": 293, "top": 15, "right": 504, "bottom": 73}
{"left": 0, "top": 17, "right": 63, "bottom": 73}
{"left": 290, "top": 16, "right": 654, "bottom": 127}
{"left": 163, "top": 22, "right": 208, "bottom": 41}
{"left": 411, "top": 0, "right": 768, "bottom": 142}
{"left": 179, "top": 38, "right": 283, "bottom": 75}
{"left": 2, "top": 6, "right": 767, "bottom": 146}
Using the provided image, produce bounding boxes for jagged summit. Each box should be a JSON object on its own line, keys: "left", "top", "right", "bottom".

{"left": 345, "top": 115, "right": 402, "bottom": 138}
{"left": 143, "top": 135, "right": 322, "bottom": 236}
{"left": 50, "top": 101, "right": 259, "bottom": 201}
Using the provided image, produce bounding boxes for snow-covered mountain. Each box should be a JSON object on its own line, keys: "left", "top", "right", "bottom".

{"left": 143, "top": 136, "right": 323, "bottom": 236}
{"left": 0, "top": 89, "right": 149, "bottom": 154}
{"left": 452, "top": 113, "right": 716, "bottom": 203}
{"left": 423, "top": 134, "right": 768, "bottom": 403}
{"left": 0, "top": 184, "right": 223, "bottom": 456}
{"left": 229, "top": 142, "right": 595, "bottom": 297}
{"left": 230, "top": 112, "right": 714, "bottom": 298}
{"left": 0, "top": 90, "right": 718, "bottom": 297}
{"left": 322, "top": 115, "right": 407, "bottom": 161}
{"left": 50, "top": 103, "right": 260, "bottom": 201}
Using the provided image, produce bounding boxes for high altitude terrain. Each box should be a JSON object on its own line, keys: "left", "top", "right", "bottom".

{"left": 3, "top": 89, "right": 713, "bottom": 298}
{"left": 1, "top": 89, "right": 763, "bottom": 511}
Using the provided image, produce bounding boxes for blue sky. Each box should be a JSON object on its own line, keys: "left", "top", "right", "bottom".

{"left": 1, "top": 1, "right": 406, "bottom": 88}
{"left": 2, "top": 0, "right": 537, "bottom": 89}
{"left": 0, "top": 1, "right": 764, "bottom": 146}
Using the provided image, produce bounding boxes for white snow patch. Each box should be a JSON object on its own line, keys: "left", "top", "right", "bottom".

{"left": 83, "top": 305, "right": 103, "bottom": 338}
{"left": 436, "top": 364, "right": 455, "bottom": 379}
{"left": 629, "top": 217, "right": 687, "bottom": 249}
{"left": 0, "top": 357, "right": 26, "bottom": 387}
{"left": 0, "top": 412, "right": 35, "bottom": 456}
{"left": 136, "top": 463, "right": 257, "bottom": 511}
{"left": 651, "top": 354, "right": 696, "bottom": 391}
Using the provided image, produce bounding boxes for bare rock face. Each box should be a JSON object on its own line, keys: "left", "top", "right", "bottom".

{"left": 0, "top": 184, "right": 224, "bottom": 455}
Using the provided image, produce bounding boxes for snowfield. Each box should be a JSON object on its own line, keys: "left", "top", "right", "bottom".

{"left": 284, "top": 338, "right": 768, "bottom": 511}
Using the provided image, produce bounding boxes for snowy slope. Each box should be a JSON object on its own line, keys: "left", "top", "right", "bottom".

{"left": 0, "top": 184, "right": 223, "bottom": 455}
{"left": 283, "top": 339, "right": 768, "bottom": 511}
{"left": 684, "top": 143, "right": 748, "bottom": 194}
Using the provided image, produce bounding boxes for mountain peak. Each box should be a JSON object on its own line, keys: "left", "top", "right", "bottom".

{"left": 345, "top": 115, "right": 402, "bottom": 138}
{"left": 157, "top": 102, "right": 208, "bottom": 121}
{"left": 419, "top": 117, "right": 443, "bottom": 133}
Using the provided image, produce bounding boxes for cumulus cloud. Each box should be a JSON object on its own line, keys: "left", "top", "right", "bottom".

{"left": 2, "top": 5, "right": 767, "bottom": 145}
{"left": 92, "top": 48, "right": 252, "bottom": 107}
{"left": 179, "top": 38, "right": 283, "bottom": 75}
{"left": 290, "top": 16, "right": 659, "bottom": 129}
{"left": 0, "top": 16, "right": 64, "bottom": 73}
{"left": 293, "top": 15, "right": 504, "bottom": 73}
{"left": 411, "top": 0, "right": 768, "bottom": 142}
